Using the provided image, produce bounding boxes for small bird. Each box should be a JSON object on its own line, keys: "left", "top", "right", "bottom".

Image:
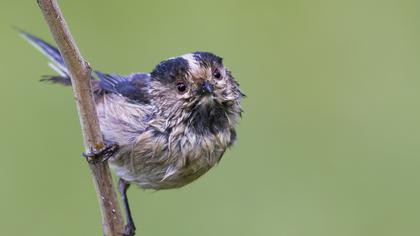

{"left": 21, "top": 31, "right": 243, "bottom": 236}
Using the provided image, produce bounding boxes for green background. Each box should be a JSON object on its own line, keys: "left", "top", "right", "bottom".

{"left": 1, "top": 0, "right": 420, "bottom": 235}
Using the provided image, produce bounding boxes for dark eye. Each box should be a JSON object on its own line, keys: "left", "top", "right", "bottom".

{"left": 213, "top": 69, "right": 223, "bottom": 80}
{"left": 176, "top": 82, "right": 187, "bottom": 93}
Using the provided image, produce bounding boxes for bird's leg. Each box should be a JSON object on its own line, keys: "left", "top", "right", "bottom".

{"left": 118, "top": 178, "right": 136, "bottom": 236}
{"left": 82, "top": 143, "right": 119, "bottom": 163}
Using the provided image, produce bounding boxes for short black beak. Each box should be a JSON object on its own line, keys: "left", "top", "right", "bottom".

{"left": 199, "top": 80, "right": 214, "bottom": 95}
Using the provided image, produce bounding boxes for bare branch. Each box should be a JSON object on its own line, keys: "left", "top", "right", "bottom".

{"left": 36, "top": 0, "right": 124, "bottom": 235}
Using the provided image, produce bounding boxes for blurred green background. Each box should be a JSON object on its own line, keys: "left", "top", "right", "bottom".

{"left": 1, "top": 0, "right": 420, "bottom": 235}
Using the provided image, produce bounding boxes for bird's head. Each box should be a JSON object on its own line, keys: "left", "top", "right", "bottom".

{"left": 150, "top": 52, "right": 243, "bottom": 131}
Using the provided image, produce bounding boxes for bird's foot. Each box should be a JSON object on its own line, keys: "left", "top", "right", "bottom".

{"left": 123, "top": 222, "right": 136, "bottom": 236}
{"left": 82, "top": 143, "right": 119, "bottom": 164}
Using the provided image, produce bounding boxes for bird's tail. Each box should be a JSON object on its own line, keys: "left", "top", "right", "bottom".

{"left": 19, "top": 30, "right": 72, "bottom": 85}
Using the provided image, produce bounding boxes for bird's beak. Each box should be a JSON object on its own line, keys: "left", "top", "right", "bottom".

{"left": 199, "top": 80, "right": 214, "bottom": 95}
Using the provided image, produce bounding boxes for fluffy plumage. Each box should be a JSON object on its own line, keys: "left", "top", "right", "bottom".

{"left": 22, "top": 32, "right": 243, "bottom": 190}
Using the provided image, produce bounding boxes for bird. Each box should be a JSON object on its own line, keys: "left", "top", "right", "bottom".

{"left": 21, "top": 31, "right": 244, "bottom": 236}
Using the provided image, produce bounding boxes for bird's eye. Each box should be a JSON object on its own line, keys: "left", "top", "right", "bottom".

{"left": 176, "top": 82, "right": 188, "bottom": 93}
{"left": 213, "top": 69, "right": 223, "bottom": 80}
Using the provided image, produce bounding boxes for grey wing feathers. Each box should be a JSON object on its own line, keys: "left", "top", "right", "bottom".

{"left": 96, "top": 71, "right": 130, "bottom": 92}
{"left": 96, "top": 71, "right": 151, "bottom": 104}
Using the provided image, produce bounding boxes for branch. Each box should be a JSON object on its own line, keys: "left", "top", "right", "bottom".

{"left": 36, "top": 0, "right": 124, "bottom": 235}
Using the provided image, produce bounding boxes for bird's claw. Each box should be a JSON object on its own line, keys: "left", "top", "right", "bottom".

{"left": 82, "top": 143, "right": 119, "bottom": 163}
{"left": 123, "top": 222, "right": 136, "bottom": 236}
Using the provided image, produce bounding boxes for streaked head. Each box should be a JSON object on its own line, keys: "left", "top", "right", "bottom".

{"left": 151, "top": 51, "right": 241, "bottom": 105}
{"left": 150, "top": 51, "right": 243, "bottom": 131}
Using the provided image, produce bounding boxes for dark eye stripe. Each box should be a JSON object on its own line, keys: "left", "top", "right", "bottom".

{"left": 192, "top": 52, "right": 223, "bottom": 68}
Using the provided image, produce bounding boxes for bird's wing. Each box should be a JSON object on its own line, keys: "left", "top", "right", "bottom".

{"left": 95, "top": 71, "right": 151, "bottom": 104}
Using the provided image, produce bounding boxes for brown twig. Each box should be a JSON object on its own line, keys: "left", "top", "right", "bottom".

{"left": 36, "top": 0, "right": 124, "bottom": 235}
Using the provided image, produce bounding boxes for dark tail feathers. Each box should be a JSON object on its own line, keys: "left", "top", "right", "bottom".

{"left": 20, "top": 30, "right": 140, "bottom": 95}
{"left": 20, "top": 30, "right": 70, "bottom": 82}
